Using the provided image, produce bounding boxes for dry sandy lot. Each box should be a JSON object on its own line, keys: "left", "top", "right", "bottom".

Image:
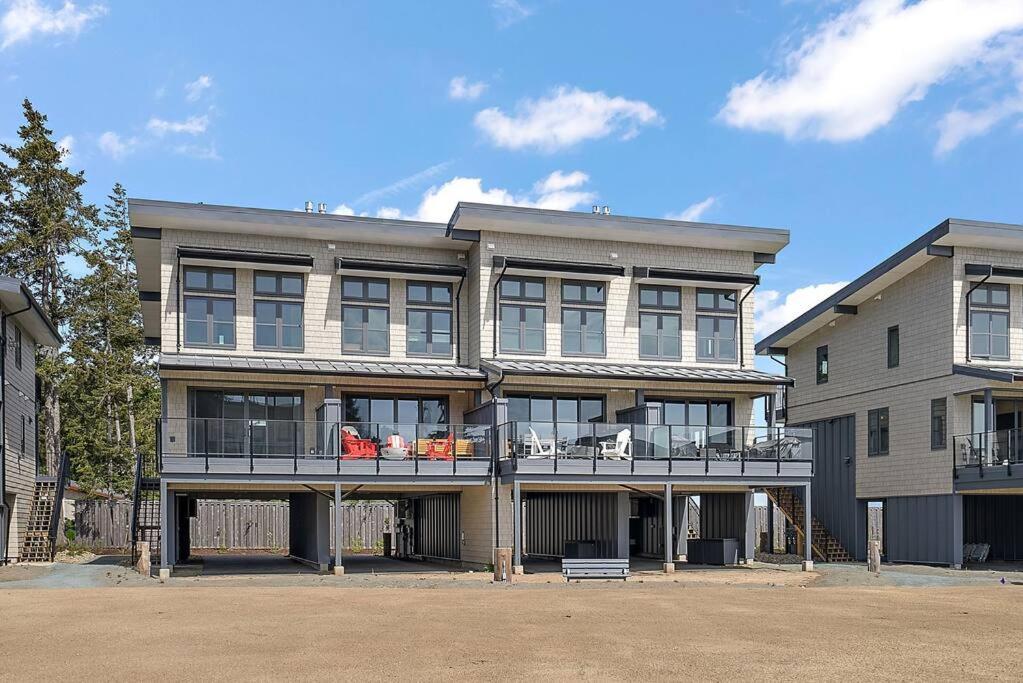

{"left": 2, "top": 580, "right": 1021, "bottom": 680}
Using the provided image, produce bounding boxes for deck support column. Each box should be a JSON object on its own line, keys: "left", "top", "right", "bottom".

{"left": 663, "top": 483, "right": 674, "bottom": 573}
{"left": 512, "top": 481, "right": 523, "bottom": 574}
{"left": 159, "top": 478, "right": 171, "bottom": 581}
{"left": 333, "top": 482, "right": 344, "bottom": 575}
{"left": 802, "top": 482, "right": 814, "bottom": 571}
{"left": 676, "top": 495, "right": 688, "bottom": 562}
{"left": 743, "top": 490, "right": 755, "bottom": 563}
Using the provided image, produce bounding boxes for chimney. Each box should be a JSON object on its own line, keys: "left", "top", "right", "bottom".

{"left": 318, "top": 202, "right": 327, "bottom": 214}
{"left": 304, "top": 201, "right": 313, "bottom": 213}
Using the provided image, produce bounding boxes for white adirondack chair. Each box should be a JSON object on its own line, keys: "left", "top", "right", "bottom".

{"left": 600, "top": 428, "right": 632, "bottom": 460}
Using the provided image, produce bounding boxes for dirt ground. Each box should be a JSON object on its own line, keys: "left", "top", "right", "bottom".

{"left": 1, "top": 559, "right": 1022, "bottom": 680}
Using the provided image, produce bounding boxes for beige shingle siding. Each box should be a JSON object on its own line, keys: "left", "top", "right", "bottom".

{"left": 786, "top": 257, "right": 958, "bottom": 498}
{"left": 951, "top": 246, "right": 1023, "bottom": 365}
{"left": 3, "top": 312, "right": 39, "bottom": 560}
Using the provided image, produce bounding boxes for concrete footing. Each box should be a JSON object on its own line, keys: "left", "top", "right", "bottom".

{"left": 158, "top": 567, "right": 171, "bottom": 582}
{"left": 663, "top": 562, "right": 675, "bottom": 574}
{"left": 801, "top": 560, "right": 814, "bottom": 571}
{"left": 333, "top": 565, "right": 345, "bottom": 576}
{"left": 512, "top": 565, "right": 524, "bottom": 575}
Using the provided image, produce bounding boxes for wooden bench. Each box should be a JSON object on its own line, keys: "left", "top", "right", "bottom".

{"left": 414, "top": 439, "right": 475, "bottom": 457}
{"left": 561, "top": 558, "right": 629, "bottom": 581}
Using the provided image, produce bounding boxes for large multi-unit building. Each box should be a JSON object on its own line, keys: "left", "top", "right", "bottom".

{"left": 130, "top": 199, "right": 817, "bottom": 577}
{"left": 757, "top": 218, "right": 1023, "bottom": 567}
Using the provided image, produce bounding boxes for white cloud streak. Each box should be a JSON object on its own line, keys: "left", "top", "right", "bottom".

{"left": 755, "top": 281, "right": 850, "bottom": 338}
{"left": 146, "top": 114, "right": 209, "bottom": 136}
{"left": 97, "top": 131, "right": 136, "bottom": 160}
{"left": 56, "top": 134, "right": 73, "bottom": 162}
{"left": 666, "top": 196, "right": 718, "bottom": 222}
{"left": 492, "top": 0, "right": 532, "bottom": 28}
{"left": 719, "top": 0, "right": 1023, "bottom": 143}
{"left": 475, "top": 86, "right": 662, "bottom": 152}
{"left": 184, "top": 74, "right": 213, "bottom": 102}
{"left": 353, "top": 161, "right": 453, "bottom": 207}
{"left": 0, "top": 0, "right": 107, "bottom": 49}
{"left": 449, "top": 76, "right": 487, "bottom": 101}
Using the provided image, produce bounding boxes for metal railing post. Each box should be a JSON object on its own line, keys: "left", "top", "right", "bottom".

{"left": 592, "top": 423, "right": 597, "bottom": 474}
{"left": 667, "top": 425, "right": 673, "bottom": 475}
{"left": 248, "top": 421, "right": 254, "bottom": 473}
{"left": 553, "top": 422, "right": 559, "bottom": 474}
{"left": 376, "top": 423, "right": 381, "bottom": 475}
{"left": 336, "top": 422, "right": 341, "bottom": 475}
{"left": 294, "top": 421, "right": 299, "bottom": 473}
{"left": 512, "top": 422, "right": 519, "bottom": 473}
{"left": 204, "top": 419, "right": 209, "bottom": 473}
{"left": 452, "top": 424, "right": 457, "bottom": 476}
{"left": 740, "top": 427, "right": 746, "bottom": 475}
{"left": 414, "top": 423, "right": 420, "bottom": 475}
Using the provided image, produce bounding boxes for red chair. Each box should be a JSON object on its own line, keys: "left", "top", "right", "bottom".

{"left": 425, "top": 433, "right": 455, "bottom": 461}
{"left": 341, "top": 427, "right": 377, "bottom": 459}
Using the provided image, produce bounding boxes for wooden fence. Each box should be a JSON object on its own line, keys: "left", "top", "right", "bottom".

{"left": 753, "top": 504, "right": 884, "bottom": 554}
{"left": 74, "top": 499, "right": 393, "bottom": 551}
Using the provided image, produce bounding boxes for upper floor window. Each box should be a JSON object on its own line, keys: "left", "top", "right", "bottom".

{"left": 696, "top": 288, "right": 738, "bottom": 363}
{"left": 639, "top": 285, "right": 680, "bottom": 310}
{"left": 407, "top": 281, "right": 452, "bottom": 357}
{"left": 562, "top": 280, "right": 605, "bottom": 356}
{"left": 930, "top": 397, "right": 947, "bottom": 450}
{"left": 816, "top": 345, "right": 829, "bottom": 384}
{"left": 970, "top": 283, "right": 1009, "bottom": 360}
{"left": 887, "top": 325, "right": 900, "bottom": 369}
{"left": 500, "top": 277, "right": 545, "bottom": 353}
{"left": 13, "top": 325, "right": 22, "bottom": 370}
{"left": 183, "top": 266, "right": 236, "bottom": 348}
{"left": 254, "top": 271, "right": 304, "bottom": 351}
{"left": 868, "top": 407, "right": 889, "bottom": 456}
{"left": 254, "top": 271, "right": 304, "bottom": 297}
{"left": 184, "top": 266, "right": 235, "bottom": 294}
{"left": 341, "top": 277, "right": 389, "bottom": 354}
{"left": 639, "top": 285, "right": 681, "bottom": 360}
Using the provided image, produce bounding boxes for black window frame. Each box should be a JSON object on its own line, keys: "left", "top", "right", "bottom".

{"left": 887, "top": 325, "right": 900, "bottom": 369}
{"left": 183, "top": 295, "right": 237, "bottom": 348}
{"left": 816, "top": 345, "right": 829, "bottom": 384}
{"left": 639, "top": 311, "right": 682, "bottom": 360}
{"left": 500, "top": 303, "right": 546, "bottom": 354}
{"left": 406, "top": 281, "right": 453, "bottom": 306}
{"left": 254, "top": 271, "right": 305, "bottom": 298}
{"left": 561, "top": 280, "right": 605, "bottom": 305}
{"left": 506, "top": 394, "right": 607, "bottom": 423}
{"left": 696, "top": 288, "right": 738, "bottom": 313}
{"left": 406, "top": 308, "right": 453, "bottom": 358}
{"left": 638, "top": 285, "right": 681, "bottom": 310}
{"left": 561, "top": 307, "right": 606, "bottom": 357}
{"left": 499, "top": 276, "right": 546, "bottom": 302}
{"left": 341, "top": 305, "right": 390, "bottom": 355}
{"left": 254, "top": 300, "right": 304, "bottom": 351}
{"left": 341, "top": 277, "right": 390, "bottom": 303}
{"left": 183, "top": 266, "right": 236, "bottom": 294}
{"left": 13, "top": 325, "right": 22, "bottom": 370}
{"left": 696, "top": 314, "right": 738, "bottom": 363}
{"left": 868, "top": 407, "right": 890, "bottom": 456}
{"left": 342, "top": 395, "right": 450, "bottom": 426}
{"left": 970, "top": 283, "right": 1010, "bottom": 361}
{"left": 930, "top": 397, "right": 947, "bottom": 450}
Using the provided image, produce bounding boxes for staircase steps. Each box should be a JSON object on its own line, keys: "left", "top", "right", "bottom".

{"left": 19, "top": 481, "right": 58, "bottom": 562}
{"left": 765, "top": 487, "right": 852, "bottom": 563}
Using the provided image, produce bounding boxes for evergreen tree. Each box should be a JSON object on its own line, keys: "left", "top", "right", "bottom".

{"left": 63, "top": 184, "right": 159, "bottom": 493}
{"left": 0, "top": 99, "right": 98, "bottom": 474}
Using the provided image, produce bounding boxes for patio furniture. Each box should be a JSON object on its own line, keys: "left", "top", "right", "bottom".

{"left": 424, "top": 433, "right": 455, "bottom": 461}
{"left": 562, "top": 558, "right": 629, "bottom": 581}
{"left": 340, "top": 426, "right": 377, "bottom": 459}
{"left": 599, "top": 428, "right": 632, "bottom": 460}
{"left": 526, "top": 428, "right": 556, "bottom": 458}
{"left": 380, "top": 433, "right": 410, "bottom": 460}
{"left": 748, "top": 435, "right": 803, "bottom": 460}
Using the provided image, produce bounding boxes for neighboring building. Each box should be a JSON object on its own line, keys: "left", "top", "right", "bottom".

{"left": 757, "top": 218, "right": 1023, "bottom": 568}
{"left": 0, "top": 276, "right": 62, "bottom": 563}
{"left": 131, "top": 199, "right": 814, "bottom": 576}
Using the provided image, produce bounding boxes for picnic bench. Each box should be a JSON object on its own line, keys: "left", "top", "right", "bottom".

{"left": 561, "top": 558, "right": 630, "bottom": 581}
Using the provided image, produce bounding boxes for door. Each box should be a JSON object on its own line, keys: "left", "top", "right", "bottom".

{"left": 794, "top": 415, "right": 860, "bottom": 560}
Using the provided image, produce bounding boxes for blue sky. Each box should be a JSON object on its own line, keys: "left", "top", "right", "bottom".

{"left": 3, "top": 0, "right": 1023, "bottom": 338}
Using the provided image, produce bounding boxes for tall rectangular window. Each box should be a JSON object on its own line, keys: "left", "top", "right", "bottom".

{"left": 816, "top": 345, "right": 829, "bottom": 384}
{"left": 970, "top": 283, "right": 1009, "bottom": 360}
{"left": 500, "top": 277, "right": 545, "bottom": 353}
{"left": 407, "top": 282, "right": 453, "bottom": 357}
{"left": 696, "top": 289, "right": 738, "bottom": 362}
{"left": 254, "top": 271, "right": 304, "bottom": 351}
{"left": 639, "top": 285, "right": 681, "bottom": 360}
{"left": 930, "top": 398, "right": 947, "bottom": 450}
{"left": 887, "top": 325, "right": 900, "bottom": 369}
{"left": 562, "top": 280, "right": 605, "bottom": 356}
{"left": 341, "top": 277, "right": 389, "bottom": 354}
{"left": 183, "top": 267, "right": 236, "bottom": 348}
{"left": 868, "top": 407, "right": 890, "bottom": 456}
{"left": 13, "top": 325, "right": 22, "bottom": 370}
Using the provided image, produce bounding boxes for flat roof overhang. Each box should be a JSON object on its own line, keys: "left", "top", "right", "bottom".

{"left": 953, "top": 363, "right": 1023, "bottom": 383}
{"left": 449, "top": 202, "right": 790, "bottom": 254}
{"left": 0, "top": 277, "right": 61, "bottom": 347}
{"left": 179, "top": 246, "right": 314, "bottom": 272}
{"left": 481, "top": 359, "right": 792, "bottom": 387}
{"left": 492, "top": 255, "right": 625, "bottom": 281}
{"left": 336, "top": 256, "right": 466, "bottom": 282}
{"left": 964, "top": 263, "right": 1023, "bottom": 284}
{"left": 633, "top": 266, "right": 759, "bottom": 289}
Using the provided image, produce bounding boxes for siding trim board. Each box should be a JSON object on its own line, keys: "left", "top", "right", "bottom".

{"left": 335, "top": 257, "right": 466, "bottom": 282}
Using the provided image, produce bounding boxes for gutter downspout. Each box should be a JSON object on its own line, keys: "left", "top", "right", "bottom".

{"left": 0, "top": 302, "right": 33, "bottom": 565}
{"left": 484, "top": 364, "right": 505, "bottom": 569}
{"left": 175, "top": 251, "right": 182, "bottom": 353}
{"left": 492, "top": 262, "right": 509, "bottom": 359}
{"left": 737, "top": 282, "right": 757, "bottom": 369}
{"left": 454, "top": 273, "right": 466, "bottom": 365}
{"left": 965, "top": 272, "right": 991, "bottom": 364}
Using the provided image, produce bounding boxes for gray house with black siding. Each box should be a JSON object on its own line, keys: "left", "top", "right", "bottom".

{"left": 758, "top": 218, "right": 1023, "bottom": 567}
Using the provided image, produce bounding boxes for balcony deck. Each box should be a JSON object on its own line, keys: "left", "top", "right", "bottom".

{"left": 954, "top": 430, "right": 1023, "bottom": 492}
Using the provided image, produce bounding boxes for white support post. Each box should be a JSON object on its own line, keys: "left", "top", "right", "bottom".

{"left": 333, "top": 482, "right": 344, "bottom": 575}
{"left": 512, "top": 482, "right": 523, "bottom": 574}
{"left": 802, "top": 483, "right": 814, "bottom": 571}
{"left": 663, "top": 483, "right": 674, "bottom": 573}
{"left": 159, "top": 479, "right": 171, "bottom": 581}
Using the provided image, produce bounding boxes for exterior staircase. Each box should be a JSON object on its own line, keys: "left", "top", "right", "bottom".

{"left": 19, "top": 452, "right": 71, "bottom": 563}
{"left": 765, "top": 487, "right": 851, "bottom": 562}
{"left": 130, "top": 450, "right": 161, "bottom": 565}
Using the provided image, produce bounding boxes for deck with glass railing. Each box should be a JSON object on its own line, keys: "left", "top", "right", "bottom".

{"left": 953, "top": 430, "right": 1023, "bottom": 489}
{"left": 157, "top": 419, "right": 492, "bottom": 477}
{"left": 495, "top": 422, "right": 813, "bottom": 479}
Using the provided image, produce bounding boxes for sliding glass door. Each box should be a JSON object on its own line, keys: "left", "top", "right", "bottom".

{"left": 188, "top": 389, "right": 304, "bottom": 457}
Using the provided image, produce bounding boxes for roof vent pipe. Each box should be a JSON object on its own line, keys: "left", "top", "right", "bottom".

{"left": 318, "top": 202, "right": 327, "bottom": 214}
{"left": 592, "top": 205, "right": 600, "bottom": 214}
{"left": 304, "top": 201, "right": 313, "bottom": 213}
{"left": 602, "top": 206, "right": 611, "bottom": 215}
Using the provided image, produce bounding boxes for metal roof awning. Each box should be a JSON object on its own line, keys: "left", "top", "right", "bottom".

{"left": 335, "top": 257, "right": 466, "bottom": 282}
{"left": 492, "top": 256, "right": 625, "bottom": 281}
{"left": 160, "top": 353, "right": 486, "bottom": 380}
{"left": 953, "top": 364, "right": 1023, "bottom": 383}
{"left": 178, "top": 247, "right": 314, "bottom": 272}
{"left": 965, "top": 264, "right": 1023, "bottom": 284}
{"left": 633, "top": 266, "right": 759, "bottom": 289}
{"left": 481, "top": 359, "right": 792, "bottom": 386}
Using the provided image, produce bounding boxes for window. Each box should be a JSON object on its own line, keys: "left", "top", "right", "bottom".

{"left": 562, "top": 280, "right": 605, "bottom": 356}
{"left": 506, "top": 395, "right": 605, "bottom": 423}
{"left": 868, "top": 407, "right": 890, "bottom": 456}
{"left": 930, "top": 398, "right": 947, "bottom": 450}
{"left": 183, "top": 266, "right": 235, "bottom": 293}
{"left": 816, "top": 345, "right": 829, "bottom": 384}
{"left": 639, "top": 285, "right": 680, "bottom": 309}
{"left": 341, "top": 278, "right": 389, "bottom": 354}
{"left": 500, "top": 277, "right": 545, "bottom": 301}
{"left": 887, "top": 326, "right": 900, "bottom": 369}
{"left": 407, "top": 282, "right": 452, "bottom": 305}
{"left": 696, "top": 289, "right": 737, "bottom": 312}
{"left": 406, "top": 282, "right": 452, "bottom": 357}
{"left": 639, "top": 285, "right": 681, "bottom": 359}
{"left": 500, "top": 277, "right": 545, "bottom": 353}
{"left": 13, "top": 325, "right": 22, "bottom": 370}
{"left": 342, "top": 395, "right": 450, "bottom": 440}
{"left": 254, "top": 271, "right": 304, "bottom": 297}
{"left": 184, "top": 297, "right": 236, "bottom": 347}
{"left": 696, "top": 315, "right": 737, "bottom": 362}
{"left": 970, "top": 283, "right": 1009, "bottom": 360}
{"left": 648, "top": 398, "right": 733, "bottom": 449}
{"left": 255, "top": 301, "right": 303, "bottom": 350}
{"left": 189, "top": 390, "right": 304, "bottom": 457}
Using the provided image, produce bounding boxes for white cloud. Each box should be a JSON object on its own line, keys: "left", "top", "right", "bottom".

{"left": 0, "top": 0, "right": 107, "bottom": 49}
{"left": 353, "top": 161, "right": 453, "bottom": 207}
{"left": 56, "top": 134, "right": 73, "bottom": 162}
{"left": 755, "top": 281, "right": 850, "bottom": 338}
{"left": 331, "top": 203, "right": 355, "bottom": 216}
{"left": 666, "top": 196, "right": 718, "bottom": 222}
{"left": 492, "top": 0, "right": 532, "bottom": 28}
{"left": 97, "top": 131, "right": 136, "bottom": 160}
{"left": 146, "top": 114, "right": 209, "bottom": 136}
{"left": 475, "top": 86, "right": 662, "bottom": 152}
{"left": 449, "top": 76, "right": 487, "bottom": 101}
{"left": 719, "top": 0, "right": 1023, "bottom": 142}
{"left": 184, "top": 74, "right": 213, "bottom": 102}
{"left": 173, "top": 142, "right": 220, "bottom": 161}
{"left": 936, "top": 95, "right": 1023, "bottom": 153}
{"left": 375, "top": 207, "right": 402, "bottom": 219}
{"left": 534, "top": 170, "right": 588, "bottom": 194}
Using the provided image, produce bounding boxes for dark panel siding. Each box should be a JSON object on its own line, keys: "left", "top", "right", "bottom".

{"left": 524, "top": 492, "right": 616, "bottom": 558}
{"left": 964, "top": 495, "right": 1023, "bottom": 561}
{"left": 885, "top": 494, "right": 957, "bottom": 564}
{"left": 414, "top": 494, "right": 461, "bottom": 560}
{"left": 700, "top": 493, "right": 746, "bottom": 548}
